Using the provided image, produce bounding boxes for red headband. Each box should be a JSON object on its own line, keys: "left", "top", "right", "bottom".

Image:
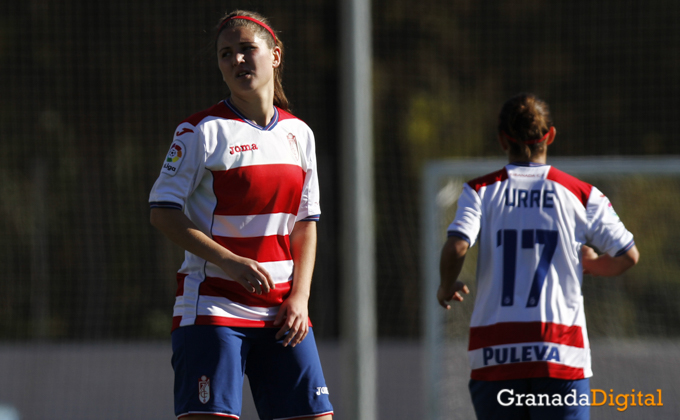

{"left": 217, "top": 16, "right": 277, "bottom": 44}
{"left": 502, "top": 128, "right": 553, "bottom": 145}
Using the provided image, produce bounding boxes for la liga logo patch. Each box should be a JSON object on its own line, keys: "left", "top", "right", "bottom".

{"left": 162, "top": 140, "right": 185, "bottom": 176}
{"left": 167, "top": 143, "right": 183, "bottom": 162}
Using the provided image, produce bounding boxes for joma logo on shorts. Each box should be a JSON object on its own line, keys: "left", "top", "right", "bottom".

{"left": 316, "top": 387, "right": 329, "bottom": 396}
{"left": 229, "top": 144, "right": 259, "bottom": 155}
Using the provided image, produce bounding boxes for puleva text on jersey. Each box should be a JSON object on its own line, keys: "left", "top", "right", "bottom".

{"left": 483, "top": 345, "right": 561, "bottom": 366}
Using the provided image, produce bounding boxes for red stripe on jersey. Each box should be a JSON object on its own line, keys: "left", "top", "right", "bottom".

{"left": 196, "top": 316, "right": 276, "bottom": 328}
{"left": 171, "top": 314, "right": 314, "bottom": 332}
{"left": 200, "top": 276, "right": 292, "bottom": 307}
{"left": 182, "top": 101, "right": 242, "bottom": 126}
{"left": 171, "top": 316, "right": 297, "bottom": 332}
{"left": 214, "top": 235, "right": 291, "bottom": 262}
{"left": 212, "top": 165, "right": 305, "bottom": 216}
{"left": 173, "top": 316, "right": 276, "bottom": 331}
{"left": 468, "top": 322, "right": 584, "bottom": 351}
{"left": 176, "top": 273, "right": 187, "bottom": 297}
{"left": 546, "top": 167, "right": 592, "bottom": 207}
{"left": 172, "top": 316, "right": 182, "bottom": 331}
{"left": 471, "top": 361, "right": 585, "bottom": 381}
{"left": 194, "top": 315, "right": 313, "bottom": 328}
{"left": 467, "top": 168, "right": 509, "bottom": 192}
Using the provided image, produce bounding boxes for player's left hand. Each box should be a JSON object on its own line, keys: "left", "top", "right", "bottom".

{"left": 274, "top": 293, "right": 309, "bottom": 347}
{"left": 581, "top": 244, "right": 599, "bottom": 276}
{"left": 437, "top": 281, "right": 469, "bottom": 310}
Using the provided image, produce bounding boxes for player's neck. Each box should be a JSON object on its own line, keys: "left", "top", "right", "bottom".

{"left": 508, "top": 153, "right": 547, "bottom": 165}
{"left": 229, "top": 92, "right": 276, "bottom": 127}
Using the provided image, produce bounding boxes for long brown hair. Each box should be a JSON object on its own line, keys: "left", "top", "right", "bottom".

{"left": 498, "top": 93, "right": 553, "bottom": 159}
{"left": 216, "top": 10, "right": 289, "bottom": 111}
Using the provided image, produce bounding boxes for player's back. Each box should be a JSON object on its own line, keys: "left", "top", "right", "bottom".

{"left": 450, "top": 162, "right": 634, "bottom": 380}
{"left": 449, "top": 162, "right": 604, "bottom": 380}
{"left": 468, "top": 163, "right": 591, "bottom": 329}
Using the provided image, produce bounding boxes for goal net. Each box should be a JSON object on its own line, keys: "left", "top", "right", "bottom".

{"left": 421, "top": 157, "right": 680, "bottom": 420}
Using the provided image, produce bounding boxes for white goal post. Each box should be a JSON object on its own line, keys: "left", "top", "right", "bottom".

{"left": 420, "top": 156, "right": 680, "bottom": 420}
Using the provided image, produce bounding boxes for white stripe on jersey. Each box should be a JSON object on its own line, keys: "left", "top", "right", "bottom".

{"left": 204, "top": 260, "right": 294, "bottom": 284}
{"left": 211, "top": 213, "right": 296, "bottom": 238}
{"left": 197, "top": 295, "right": 280, "bottom": 319}
{"left": 173, "top": 293, "right": 280, "bottom": 322}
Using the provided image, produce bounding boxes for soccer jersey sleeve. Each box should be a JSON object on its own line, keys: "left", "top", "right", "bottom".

{"left": 447, "top": 183, "right": 483, "bottom": 247}
{"left": 585, "top": 186, "right": 635, "bottom": 257}
{"left": 295, "top": 128, "right": 321, "bottom": 222}
{"left": 149, "top": 122, "right": 206, "bottom": 210}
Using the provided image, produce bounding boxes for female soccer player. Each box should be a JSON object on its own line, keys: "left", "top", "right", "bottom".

{"left": 149, "top": 10, "right": 333, "bottom": 420}
{"left": 437, "top": 93, "right": 639, "bottom": 420}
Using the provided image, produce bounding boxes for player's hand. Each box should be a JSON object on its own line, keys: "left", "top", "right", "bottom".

{"left": 220, "top": 256, "right": 274, "bottom": 294}
{"left": 437, "top": 281, "right": 469, "bottom": 310}
{"left": 581, "top": 244, "right": 599, "bottom": 276}
{"left": 274, "top": 293, "right": 309, "bottom": 347}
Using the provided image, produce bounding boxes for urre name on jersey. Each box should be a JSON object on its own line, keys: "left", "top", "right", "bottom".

{"left": 504, "top": 188, "right": 555, "bottom": 208}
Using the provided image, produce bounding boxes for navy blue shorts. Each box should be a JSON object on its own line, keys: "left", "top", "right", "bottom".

{"left": 171, "top": 325, "right": 333, "bottom": 419}
{"left": 469, "top": 377, "right": 590, "bottom": 420}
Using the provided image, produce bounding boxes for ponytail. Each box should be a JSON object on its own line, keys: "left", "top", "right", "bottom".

{"left": 498, "top": 93, "right": 553, "bottom": 159}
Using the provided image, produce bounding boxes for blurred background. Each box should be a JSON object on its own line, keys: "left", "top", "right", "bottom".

{"left": 0, "top": 1, "right": 679, "bottom": 419}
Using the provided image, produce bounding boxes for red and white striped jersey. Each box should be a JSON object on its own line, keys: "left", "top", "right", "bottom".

{"left": 447, "top": 163, "right": 634, "bottom": 381}
{"left": 149, "top": 100, "right": 321, "bottom": 331}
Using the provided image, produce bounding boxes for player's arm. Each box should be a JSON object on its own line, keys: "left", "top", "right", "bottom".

{"left": 274, "top": 221, "right": 316, "bottom": 346}
{"left": 438, "top": 235, "right": 471, "bottom": 310}
{"left": 582, "top": 244, "right": 639, "bottom": 277}
{"left": 150, "top": 207, "right": 274, "bottom": 293}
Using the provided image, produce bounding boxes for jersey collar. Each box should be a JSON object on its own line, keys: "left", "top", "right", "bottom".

{"left": 224, "top": 98, "right": 279, "bottom": 131}
{"left": 509, "top": 161, "right": 549, "bottom": 167}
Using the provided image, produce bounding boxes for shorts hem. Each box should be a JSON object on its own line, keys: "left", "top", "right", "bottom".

{"left": 177, "top": 411, "right": 239, "bottom": 419}
{"left": 274, "top": 410, "right": 334, "bottom": 420}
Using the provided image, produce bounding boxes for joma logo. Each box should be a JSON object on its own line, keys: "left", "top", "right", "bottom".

{"left": 229, "top": 144, "right": 259, "bottom": 155}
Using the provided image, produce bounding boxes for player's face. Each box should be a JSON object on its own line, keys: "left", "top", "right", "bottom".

{"left": 216, "top": 26, "right": 281, "bottom": 98}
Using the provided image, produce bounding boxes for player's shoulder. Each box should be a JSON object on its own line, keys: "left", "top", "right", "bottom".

{"left": 467, "top": 167, "right": 509, "bottom": 192}
{"left": 276, "top": 107, "right": 315, "bottom": 139}
{"left": 277, "top": 106, "right": 302, "bottom": 122}
{"left": 545, "top": 166, "right": 592, "bottom": 207}
{"left": 276, "top": 107, "right": 312, "bottom": 130}
{"left": 179, "top": 101, "right": 240, "bottom": 127}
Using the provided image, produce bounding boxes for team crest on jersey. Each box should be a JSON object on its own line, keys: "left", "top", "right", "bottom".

{"left": 198, "top": 375, "right": 211, "bottom": 404}
{"left": 287, "top": 133, "right": 300, "bottom": 161}
{"left": 162, "top": 140, "right": 185, "bottom": 176}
